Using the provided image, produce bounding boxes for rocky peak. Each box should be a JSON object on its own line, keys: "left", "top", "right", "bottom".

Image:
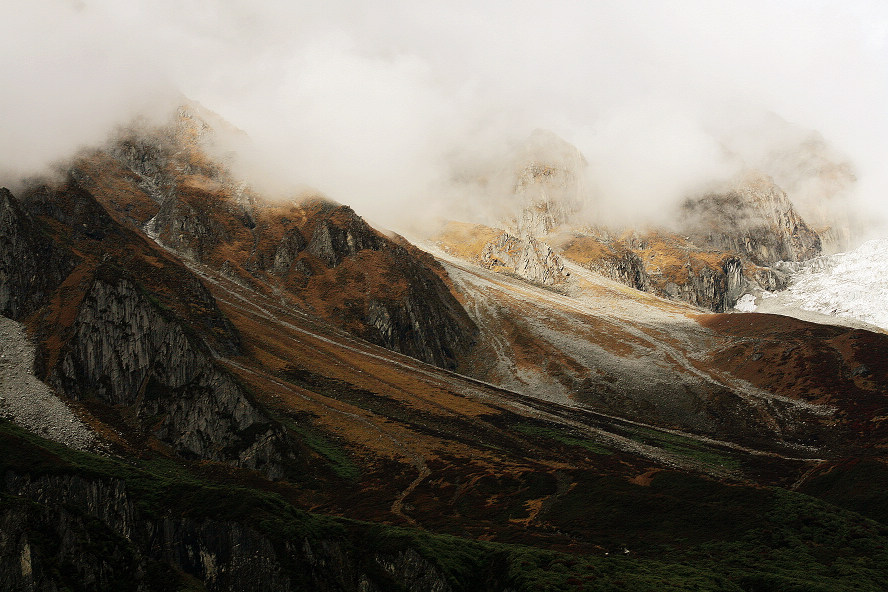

{"left": 682, "top": 172, "right": 821, "bottom": 266}
{"left": 510, "top": 130, "right": 588, "bottom": 238}
{"left": 36, "top": 105, "right": 479, "bottom": 372}
{"left": 767, "top": 132, "right": 856, "bottom": 248}
{"left": 710, "top": 111, "right": 857, "bottom": 253}
{"left": 306, "top": 205, "right": 387, "bottom": 267}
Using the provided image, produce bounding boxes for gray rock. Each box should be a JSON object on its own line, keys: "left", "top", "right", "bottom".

{"left": 481, "top": 233, "right": 568, "bottom": 286}
{"left": 53, "top": 267, "right": 290, "bottom": 477}
{"left": 683, "top": 174, "right": 822, "bottom": 266}
{"left": 307, "top": 211, "right": 385, "bottom": 268}
{"left": 0, "top": 188, "right": 75, "bottom": 319}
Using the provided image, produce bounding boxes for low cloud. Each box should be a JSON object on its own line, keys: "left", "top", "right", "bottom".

{"left": 2, "top": 0, "right": 886, "bottom": 240}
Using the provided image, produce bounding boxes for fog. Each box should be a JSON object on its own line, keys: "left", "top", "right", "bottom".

{"left": 2, "top": 0, "right": 887, "bottom": 238}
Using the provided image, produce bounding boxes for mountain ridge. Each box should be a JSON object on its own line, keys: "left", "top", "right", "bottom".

{"left": 2, "top": 105, "right": 887, "bottom": 590}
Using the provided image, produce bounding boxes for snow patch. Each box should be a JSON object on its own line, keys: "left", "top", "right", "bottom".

{"left": 733, "top": 293, "right": 757, "bottom": 312}
{"left": 777, "top": 239, "right": 888, "bottom": 330}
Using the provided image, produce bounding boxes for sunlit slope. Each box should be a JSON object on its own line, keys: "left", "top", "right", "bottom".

{"left": 424, "top": 240, "right": 888, "bottom": 457}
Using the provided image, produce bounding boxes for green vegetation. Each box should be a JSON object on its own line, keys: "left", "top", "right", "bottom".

{"left": 274, "top": 412, "right": 361, "bottom": 481}
{"left": 799, "top": 459, "right": 888, "bottom": 525}
{"left": 515, "top": 423, "right": 614, "bottom": 455}
{"left": 3, "top": 419, "right": 888, "bottom": 590}
{"left": 623, "top": 425, "right": 742, "bottom": 470}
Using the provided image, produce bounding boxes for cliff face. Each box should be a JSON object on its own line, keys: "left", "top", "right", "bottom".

{"left": 1, "top": 470, "right": 455, "bottom": 592}
{"left": 142, "top": 156, "right": 476, "bottom": 369}
{"left": 656, "top": 256, "right": 743, "bottom": 313}
{"left": 53, "top": 266, "right": 289, "bottom": 475}
{"left": 0, "top": 180, "right": 294, "bottom": 478}
{"left": 556, "top": 172, "right": 820, "bottom": 313}
{"left": 481, "top": 233, "right": 568, "bottom": 286}
{"left": 0, "top": 189, "right": 75, "bottom": 319}
{"left": 561, "top": 233, "right": 745, "bottom": 311}
{"left": 683, "top": 174, "right": 822, "bottom": 266}
{"left": 306, "top": 211, "right": 387, "bottom": 267}
{"left": 561, "top": 236, "right": 649, "bottom": 291}
{"left": 511, "top": 130, "right": 587, "bottom": 238}
{"left": 482, "top": 138, "right": 812, "bottom": 312}
{"left": 76, "top": 109, "right": 477, "bottom": 370}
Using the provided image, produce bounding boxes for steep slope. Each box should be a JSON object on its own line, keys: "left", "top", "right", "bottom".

{"left": 435, "top": 246, "right": 856, "bottom": 453}
{"left": 72, "top": 107, "right": 476, "bottom": 369}
{"left": 712, "top": 110, "right": 858, "bottom": 253}
{"left": 438, "top": 131, "right": 822, "bottom": 313}
{"left": 3, "top": 108, "right": 888, "bottom": 591}
{"left": 557, "top": 173, "right": 819, "bottom": 312}
{"left": 6, "top": 418, "right": 888, "bottom": 591}
{"left": 0, "top": 188, "right": 75, "bottom": 319}
{"left": 700, "top": 312, "right": 888, "bottom": 450}
{"left": 4, "top": 214, "right": 888, "bottom": 589}
{"left": 682, "top": 173, "right": 822, "bottom": 266}
{"left": 560, "top": 231, "right": 747, "bottom": 312}
{"left": 510, "top": 129, "right": 587, "bottom": 237}
{"left": 3, "top": 180, "right": 293, "bottom": 478}
{"left": 436, "top": 221, "right": 569, "bottom": 287}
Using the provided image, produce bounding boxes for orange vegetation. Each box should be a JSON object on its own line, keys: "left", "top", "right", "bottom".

{"left": 434, "top": 220, "right": 504, "bottom": 262}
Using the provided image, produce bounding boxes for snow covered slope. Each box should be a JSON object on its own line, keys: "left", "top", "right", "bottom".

{"left": 744, "top": 239, "right": 888, "bottom": 331}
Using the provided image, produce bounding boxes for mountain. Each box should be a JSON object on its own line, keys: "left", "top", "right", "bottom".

{"left": 2, "top": 106, "right": 888, "bottom": 591}
{"left": 74, "top": 106, "right": 477, "bottom": 370}
{"left": 435, "top": 133, "right": 822, "bottom": 313}
{"left": 710, "top": 109, "right": 858, "bottom": 254}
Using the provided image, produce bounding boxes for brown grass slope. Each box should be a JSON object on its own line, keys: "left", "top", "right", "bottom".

{"left": 73, "top": 115, "right": 477, "bottom": 370}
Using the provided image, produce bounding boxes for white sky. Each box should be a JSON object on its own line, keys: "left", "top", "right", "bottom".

{"left": 1, "top": 0, "right": 886, "bottom": 233}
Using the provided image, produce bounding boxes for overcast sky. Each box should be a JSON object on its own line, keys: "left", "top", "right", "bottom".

{"left": 2, "top": 0, "right": 886, "bottom": 234}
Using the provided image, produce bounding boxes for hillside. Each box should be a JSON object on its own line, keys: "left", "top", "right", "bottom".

{"left": 2, "top": 107, "right": 888, "bottom": 591}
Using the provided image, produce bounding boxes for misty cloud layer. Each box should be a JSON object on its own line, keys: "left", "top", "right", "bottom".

{"left": 2, "top": 0, "right": 886, "bottom": 237}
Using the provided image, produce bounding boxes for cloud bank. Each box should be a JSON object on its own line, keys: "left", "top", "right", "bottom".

{"left": 2, "top": 0, "right": 886, "bottom": 237}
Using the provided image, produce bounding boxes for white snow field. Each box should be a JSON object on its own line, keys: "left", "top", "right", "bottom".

{"left": 739, "top": 239, "right": 888, "bottom": 331}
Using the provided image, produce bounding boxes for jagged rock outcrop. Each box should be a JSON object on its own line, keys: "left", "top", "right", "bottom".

{"left": 53, "top": 266, "right": 289, "bottom": 476}
{"left": 753, "top": 266, "right": 789, "bottom": 292}
{"left": 0, "top": 189, "right": 75, "bottom": 319}
{"left": 481, "top": 233, "right": 568, "bottom": 286}
{"left": 656, "top": 256, "right": 743, "bottom": 313}
{"left": 561, "top": 236, "right": 649, "bottom": 291}
{"left": 290, "top": 206, "right": 476, "bottom": 369}
{"left": 80, "top": 109, "right": 478, "bottom": 371}
{"left": 148, "top": 187, "right": 225, "bottom": 260}
{"left": 683, "top": 174, "right": 821, "bottom": 266}
{"left": 596, "top": 250, "right": 649, "bottom": 292}
{"left": 0, "top": 180, "right": 292, "bottom": 476}
{"left": 306, "top": 211, "right": 386, "bottom": 267}
{"left": 766, "top": 134, "right": 856, "bottom": 254}
{"left": 271, "top": 227, "right": 307, "bottom": 275}
{"left": 713, "top": 111, "right": 857, "bottom": 253}
{"left": 511, "top": 130, "right": 587, "bottom": 238}
{"left": 149, "top": 193, "right": 476, "bottom": 369}
{"left": 1, "top": 471, "right": 457, "bottom": 592}
{"left": 362, "top": 274, "right": 470, "bottom": 370}
{"left": 562, "top": 234, "right": 747, "bottom": 311}
{"left": 109, "top": 135, "right": 176, "bottom": 206}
